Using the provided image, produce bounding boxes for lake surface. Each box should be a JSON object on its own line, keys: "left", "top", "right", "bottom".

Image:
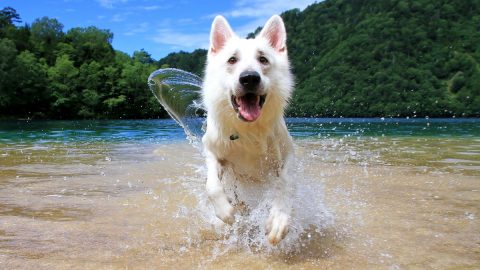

{"left": 0, "top": 118, "right": 479, "bottom": 269}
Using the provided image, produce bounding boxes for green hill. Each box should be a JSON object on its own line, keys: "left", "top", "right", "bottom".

{"left": 160, "top": 0, "right": 480, "bottom": 118}
{"left": 0, "top": 0, "right": 479, "bottom": 119}
{"left": 284, "top": 0, "right": 480, "bottom": 117}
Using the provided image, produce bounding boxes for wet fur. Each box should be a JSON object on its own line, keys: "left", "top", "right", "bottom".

{"left": 202, "top": 15, "right": 294, "bottom": 245}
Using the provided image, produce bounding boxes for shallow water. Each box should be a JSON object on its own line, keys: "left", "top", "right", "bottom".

{"left": 0, "top": 119, "right": 479, "bottom": 269}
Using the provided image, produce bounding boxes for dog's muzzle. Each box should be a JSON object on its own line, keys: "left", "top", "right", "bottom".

{"left": 231, "top": 71, "right": 266, "bottom": 122}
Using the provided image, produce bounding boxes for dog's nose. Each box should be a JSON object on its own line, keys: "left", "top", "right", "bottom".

{"left": 239, "top": 71, "right": 261, "bottom": 92}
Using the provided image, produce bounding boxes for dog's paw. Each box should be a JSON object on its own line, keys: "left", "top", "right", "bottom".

{"left": 213, "top": 199, "right": 235, "bottom": 225}
{"left": 266, "top": 208, "right": 289, "bottom": 245}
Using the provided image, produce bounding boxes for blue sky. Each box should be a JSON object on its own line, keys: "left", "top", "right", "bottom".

{"left": 3, "top": 0, "right": 319, "bottom": 60}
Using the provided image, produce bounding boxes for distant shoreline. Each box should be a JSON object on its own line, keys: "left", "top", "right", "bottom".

{"left": 1, "top": 116, "right": 479, "bottom": 122}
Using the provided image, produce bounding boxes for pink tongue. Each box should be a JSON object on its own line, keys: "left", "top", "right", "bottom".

{"left": 237, "top": 95, "right": 261, "bottom": 121}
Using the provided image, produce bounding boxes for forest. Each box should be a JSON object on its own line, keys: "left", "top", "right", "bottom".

{"left": 0, "top": 0, "right": 479, "bottom": 119}
{"left": 0, "top": 7, "right": 164, "bottom": 119}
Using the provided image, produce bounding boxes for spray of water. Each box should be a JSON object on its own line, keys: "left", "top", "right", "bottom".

{"left": 148, "top": 68, "right": 206, "bottom": 146}
{"left": 173, "top": 157, "right": 335, "bottom": 255}
{"left": 148, "top": 68, "right": 334, "bottom": 254}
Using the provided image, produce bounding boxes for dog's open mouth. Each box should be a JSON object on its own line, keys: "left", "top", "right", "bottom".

{"left": 231, "top": 93, "right": 266, "bottom": 122}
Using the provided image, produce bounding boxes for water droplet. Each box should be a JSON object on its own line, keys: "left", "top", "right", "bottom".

{"left": 465, "top": 212, "right": 475, "bottom": 220}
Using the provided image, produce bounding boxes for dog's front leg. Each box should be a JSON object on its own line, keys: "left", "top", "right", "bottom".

{"left": 266, "top": 171, "right": 292, "bottom": 245}
{"left": 205, "top": 150, "right": 235, "bottom": 224}
{"left": 266, "top": 148, "right": 294, "bottom": 245}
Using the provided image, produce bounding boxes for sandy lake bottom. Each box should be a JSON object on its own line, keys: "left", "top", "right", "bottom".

{"left": 0, "top": 130, "right": 479, "bottom": 269}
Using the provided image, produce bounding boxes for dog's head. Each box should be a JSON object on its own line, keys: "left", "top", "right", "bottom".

{"left": 203, "top": 15, "right": 293, "bottom": 123}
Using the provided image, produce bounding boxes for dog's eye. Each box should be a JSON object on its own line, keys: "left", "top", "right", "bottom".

{"left": 227, "top": 56, "right": 237, "bottom": 64}
{"left": 258, "top": 56, "right": 269, "bottom": 65}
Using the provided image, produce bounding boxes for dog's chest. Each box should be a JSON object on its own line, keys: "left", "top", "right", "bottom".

{"left": 223, "top": 138, "right": 279, "bottom": 179}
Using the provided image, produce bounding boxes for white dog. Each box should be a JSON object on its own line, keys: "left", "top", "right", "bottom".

{"left": 202, "top": 15, "right": 294, "bottom": 245}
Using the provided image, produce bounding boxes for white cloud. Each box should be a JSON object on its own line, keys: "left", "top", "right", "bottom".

{"left": 124, "top": 22, "right": 150, "bottom": 36}
{"left": 111, "top": 13, "right": 125, "bottom": 22}
{"left": 110, "top": 12, "right": 132, "bottom": 22}
{"left": 96, "top": 0, "right": 169, "bottom": 11}
{"left": 152, "top": 28, "right": 209, "bottom": 50}
{"left": 227, "top": 0, "right": 317, "bottom": 18}
{"left": 218, "top": 0, "right": 319, "bottom": 37}
{"left": 96, "top": 0, "right": 128, "bottom": 9}
{"left": 150, "top": 0, "right": 321, "bottom": 53}
{"left": 141, "top": 5, "right": 160, "bottom": 11}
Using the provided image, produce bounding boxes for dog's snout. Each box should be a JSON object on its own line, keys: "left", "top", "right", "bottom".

{"left": 239, "top": 71, "right": 261, "bottom": 92}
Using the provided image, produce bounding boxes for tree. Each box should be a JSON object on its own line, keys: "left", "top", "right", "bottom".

{"left": 133, "top": 49, "right": 154, "bottom": 64}
{"left": 10, "top": 50, "right": 49, "bottom": 118}
{"left": 157, "top": 49, "right": 207, "bottom": 76}
{"left": 116, "top": 59, "right": 157, "bottom": 118}
{"left": 0, "top": 7, "right": 21, "bottom": 28}
{"left": 30, "top": 16, "right": 63, "bottom": 64}
{"left": 77, "top": 61, "right": 103, "bottom": 118}
{"left": 65, "top": 26, "right": 114, "bottom": 65}
{"left": 0, "top": 7, "right": 27, "bottom": 49}
{"left": 47, "top": 54, "right": 79, "bottom": 118}
{"left": 0, "top": 38, "right": 17, "bottom": 112}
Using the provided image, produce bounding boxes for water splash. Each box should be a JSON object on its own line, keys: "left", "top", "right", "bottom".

{"left": 148, "top": 68, "right": 334, "bottom": 253}
{"left": 171, "top": 155, "right": 335, "bottom": 255}
{"left": 148, "top": 68, "right": 206, "bottom": 145}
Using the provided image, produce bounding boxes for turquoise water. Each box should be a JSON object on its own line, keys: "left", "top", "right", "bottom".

{"left": 1, "top": 118, "right": 479, "bottom": 175}
{"left": 0, "top": 119, "right": 184, "bottom": 144}
{"left": 0, "top": 118, "right": 478, "bottom": 144}
{"left": 287, "top": 117, "right": 480, "bottom": 138}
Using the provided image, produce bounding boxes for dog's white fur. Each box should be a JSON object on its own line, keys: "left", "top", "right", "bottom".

{"left": 202, "top": 15, "right": 294, "bottom": 245}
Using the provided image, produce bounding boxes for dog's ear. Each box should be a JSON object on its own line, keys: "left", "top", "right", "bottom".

{"left": 259, "top": 15, "right": 287, "bottom": 53}
{"left": 210, "top": 16, "right": 234, "bottom": 54}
